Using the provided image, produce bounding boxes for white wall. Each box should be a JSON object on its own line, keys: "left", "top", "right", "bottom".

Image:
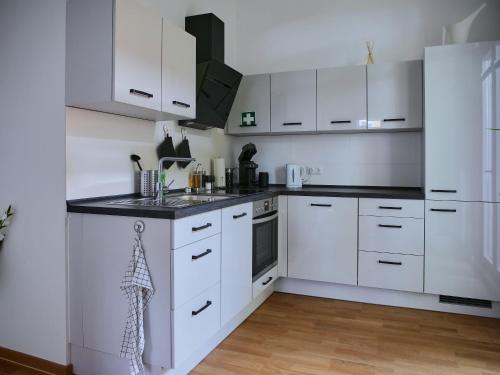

{"left": 0, "top": 0, "right": 68, "bottom": 365}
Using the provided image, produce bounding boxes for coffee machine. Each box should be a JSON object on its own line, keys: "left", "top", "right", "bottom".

{"left": 238, "top": 143, "right": 258, "bottom": 187}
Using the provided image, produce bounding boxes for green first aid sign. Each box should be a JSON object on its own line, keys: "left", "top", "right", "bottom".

{"left": 241, "top": 112, "right": 256, "bottom": 127}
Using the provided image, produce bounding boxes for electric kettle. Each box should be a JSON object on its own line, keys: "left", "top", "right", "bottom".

{"left": 286, "top": 164, "right": 309, "bottom": 188}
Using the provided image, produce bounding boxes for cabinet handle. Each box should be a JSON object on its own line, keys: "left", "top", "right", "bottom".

{"left": 192, "top": 223, "right": 212, "bottom": 232}
{"left": 129, "top": 89, "right": 153, "bottom": 98}
{"left": 330, "top": 120, "right": 351, "bottom": 124}
{"left": 383, "top": 118, "right": 405, "bottom": 122}
{"left": 378, "top": 260, "right": 402, "bottom": 266}
{"left": 430, "top": 208, "right": 457, "bottom": 213}
{"left": 431, "top": 189, "right": 457, "bottom": 193}
{"left": 262, "top": 276, "right": 273, "bottom": 286}
{"left": 191, "top": 249, "right": 212, "bottom": 260}
{"left": 378, "top": 224, "right": 402, "bottom": 228}
{"left": 310, "top": 203, "right": 332, "bottom": 207}
{"left": 233, "top": 213, "right": 247, "bottom": 219}
{"left": 283, "top": 122, "right": 302, "bottom": 126}
{"left": 192, "top": 300, "right": 212, "bottom": 316}
{"left": 172, "top": 100, "right": 191, "bottom": 108}
{"left": 378, "top": 206, "right": 402, "bottom": 210}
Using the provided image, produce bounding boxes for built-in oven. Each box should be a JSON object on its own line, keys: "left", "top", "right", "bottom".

{"left": 252, "top": 197, "right": 278, "bottom": 281}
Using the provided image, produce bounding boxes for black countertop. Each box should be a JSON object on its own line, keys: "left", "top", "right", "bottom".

{"left": 67, "top": 185, "right": 424, "bottom": 220}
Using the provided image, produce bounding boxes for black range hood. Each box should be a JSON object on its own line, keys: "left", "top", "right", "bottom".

{"left": 179, "top": 13, "right": 242, "bottom": 130}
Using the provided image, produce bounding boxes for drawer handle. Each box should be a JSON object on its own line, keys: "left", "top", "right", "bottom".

{"left": 431, "top": 189, "right": 457, "bottom": 193}
{"left": 192, "top": 223, "right": 212, "bottom": 232}
{"left": 330, "top": 120, "right": 351, "bottom": 124}
{"left": 233, "top": 213, "right": 247, "bottom": 219}
{"left": 378, "top": 260, "right": 402, "bottom": 266}
{"left": 383, "top": 118, "right": 405, "bottom": 122}
{"left": 378, "top": 206, "right": 402, "bottom": 210}
{"left": 283, "top": 122, "right": 302, "bottom": 126}
{"left": 172, "top": 100, "right": 191, "bottom": 108}
{"left": 310, "top": 203, "right": 332, "bottom": 207}
{"left": 192, "top": 300, "right": 212, "bottom": 316}
{"left": 378, "top": 224, "right": 402, "bottom": 229}
{"left": 192, "top": 249, "right": 212, "bottom": 260}
{"left": 129, "top": 89, "right": 153, "bottom": 98}
{"left": 430, "top": 208, "right": 457, "bottom": 213}
{"left": 262, "top": 276, "right": 273, "bottom": 286}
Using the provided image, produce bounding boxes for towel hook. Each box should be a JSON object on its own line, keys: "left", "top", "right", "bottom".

{"left": 181, "top": 127, "right": 187, "bottom": 140}
{"left": 163, "top": 123, "right": 169, "bottom": 138}
{"left": 134, "top": 220, "right": 145, "bottom": 236}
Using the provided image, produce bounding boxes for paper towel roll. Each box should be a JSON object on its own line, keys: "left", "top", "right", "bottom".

{"left": 213, "top": 158, "right": 226, "bottom": 188}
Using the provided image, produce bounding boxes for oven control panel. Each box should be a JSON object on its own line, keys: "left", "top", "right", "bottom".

{"left": 253, "top": 197, "right": 279, "bottom": 218}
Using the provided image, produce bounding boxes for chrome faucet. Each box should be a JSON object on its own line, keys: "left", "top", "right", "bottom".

{"left": 156, "top": 156, "right": 196, "bottom": 202}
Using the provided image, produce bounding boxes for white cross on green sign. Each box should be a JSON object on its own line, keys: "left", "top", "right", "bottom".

{"left": 241, "top": 112, "right": 256, "bottom": 127}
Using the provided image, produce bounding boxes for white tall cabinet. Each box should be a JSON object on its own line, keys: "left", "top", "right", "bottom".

{"left": 424, "top": 41, "right": 500, "bottom": 302}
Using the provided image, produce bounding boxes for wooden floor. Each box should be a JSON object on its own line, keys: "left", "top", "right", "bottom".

{"left": 0, "top": 359, "right": 45, "bottom": 375}
{"left": 192, "top": 292, "right": 500, "bottom": 375}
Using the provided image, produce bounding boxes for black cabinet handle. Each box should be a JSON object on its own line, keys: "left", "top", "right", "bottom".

{"left": 262, "top": 277, "right": 273, "bottom": 286}
{"left": 430, "top": 208, "right": 457, "bottom": 213}
{"left": 310, "top": 203, "right": 332, "bottom": 207}
{"left": 431, "top": 189, "right": 457, "bottom": 193}
{"left": 330, "top": 120, "right": 351, "bottom": 124}
{"left": 192, "top": 223, "right": 212, "bottom": 232}
{"left": 378, "top": 206, "right": 402, "bottom": 210}
{"left": 172, "top": 100, "right": 191, "bottom": 108}
{"left": 233, "top": 213, "right": 247, "bottom": 219}
{"left": 378, "top": 224, "right": 402, "bottom": 228}
{"left": 192, "top": 249, "right": 212, "bottom": 260}
{"left": 129, "top": 89, "right": 153, "bottom": 98}
{"left": 383, "top": 118, "right": 405, "bottom": 122}
{"left": 378, "top": 260, "right": 402, "bottom": 266}
{"left": 192, "top": 300, "right": 212, "bottom": 316}
{"left": 283, "top": 122, "right": 302, "bottom": 126}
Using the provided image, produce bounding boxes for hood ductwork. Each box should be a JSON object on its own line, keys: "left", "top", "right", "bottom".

{"left": 179, "top": 13, "right": 242, "bottom": 130}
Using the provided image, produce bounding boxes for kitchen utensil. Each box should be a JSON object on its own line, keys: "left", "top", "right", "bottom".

{"left": 130, "top": 154, "right": 143, "bottom": 171}
{"left": 213, "top": 158, "right": 226, "bottom": 189}
{"left": 140, "top": 170, "right": 159, "bottom": 197}
{"left": 156, "top": 124, "right": 176, "bottom": 169}
{"left": 259, "top": 172, "right": 269, "bottom": 188}
{"left": 176, "top": 128, "right": 193, "bottom": 169}
{"left": 286, "top": 164, "right": 309, "bottom": 188}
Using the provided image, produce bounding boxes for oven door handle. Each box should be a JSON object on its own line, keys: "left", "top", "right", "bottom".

{"left": 252, "top": 212, "right": 279, "bottom": 225}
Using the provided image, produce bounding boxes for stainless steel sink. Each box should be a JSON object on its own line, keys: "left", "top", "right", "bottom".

{"left": 106, "top": 193, "right": 236, "bottom": 208}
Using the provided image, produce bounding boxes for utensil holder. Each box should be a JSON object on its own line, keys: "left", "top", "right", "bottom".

{"left": 140, "top": 170, "right": 159, "bottom": 197}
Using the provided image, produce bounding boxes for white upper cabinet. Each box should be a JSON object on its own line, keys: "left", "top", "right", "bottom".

{"left": 161, "top": 20, "right": 196, "bottom": 119}
{"left": 66, "top": 0, "right": 196, "bottom": 121}
{"left": 367, "top": 60, "right": 423, "bottom": 130}
{"left": 317, "top": 65, "right": 367, "bottom": 132}
{"left": 113, "top": 0, "right": 162, "bottom": 111}
{"left": 227, "top": 74, "right": 271, "bottom": 135}
{"left": 425, "top": 41, "right": 500, "bottom": 202}
{"left": 271, "top": 70, "right": 317, "bottom": 133}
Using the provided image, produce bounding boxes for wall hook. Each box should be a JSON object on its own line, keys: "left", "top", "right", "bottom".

{"left": 134, "top": 220, "right": 145, "bottom": 236}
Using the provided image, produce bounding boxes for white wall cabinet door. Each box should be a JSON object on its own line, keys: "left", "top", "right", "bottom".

{"left": 271, "top": 70, "right": 316, "bottom": 133}
{"left": 425, "top": 201, "right": 500, "bottom": 302}
{"left": 113, "top": 0, "right": 162, "bottom": 111}
{"left": 227, "top": 74, "right": 271, "bottom": 135}
{"left": 221, "top": 203, "right": 253, "bottom": 327}
{"left": 288, "top": 196, "right": 358, "bottom": 285}
{"left": 317, "top": 65, "right": 367, "bottom": 132}
{"left": 367, "top": 60, "right": 422, "bottom": 130}
{"left": 161, "top": 20, "right": 196, "bottom": 119}
{"left": 425, "top": 42, "right": 500, "bottom": 202}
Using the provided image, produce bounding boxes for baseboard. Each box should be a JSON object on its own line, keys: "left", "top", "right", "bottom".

{"left": 0, "top": 347, "right": 73, "bottom": 375}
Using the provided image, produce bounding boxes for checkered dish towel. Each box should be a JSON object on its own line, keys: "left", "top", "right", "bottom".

{"left": 120, "top": 237, "right": 155, "bottom": 375}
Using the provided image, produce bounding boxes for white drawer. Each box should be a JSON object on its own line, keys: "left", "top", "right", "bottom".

{"left": 359, "top": 216, "right": 424, "bottom": 256}
{"left": 253, "top": 266, "right": 278, "bottom": 299}
{"left": 359, "top": 198, "right": 424, "bottom": 218}
{"left": 171, "top": 209, "right": 221, "bottom": 249}
{"left": 358, "top": 251, "right": 423, "bottom": 293}
{"left": 172, "top": 283, "right": 220, "bottom": 367}
{"left": 171, "top": 234, "right": 221, "bottom": 309}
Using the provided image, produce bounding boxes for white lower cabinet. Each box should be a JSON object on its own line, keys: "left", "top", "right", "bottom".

{"left": 172, "top": 283, "right": 221, "bottom": 367}
{"left": 425, "top": 201, "right": 500, "bottom": 301}
{"left": 171, "top": 209, "right": 221, "bottom": 249}
{"left": 288, "top": 196, "right": 358, "bottom": 285}
{"left": 253, "top": 266, "right": 278, "bottom": 299}
{"left": 358, "top": 251, "right": 424, "bottom": 293}
{"left": 221, "top": 203, "right": 253, "bottom": 327}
